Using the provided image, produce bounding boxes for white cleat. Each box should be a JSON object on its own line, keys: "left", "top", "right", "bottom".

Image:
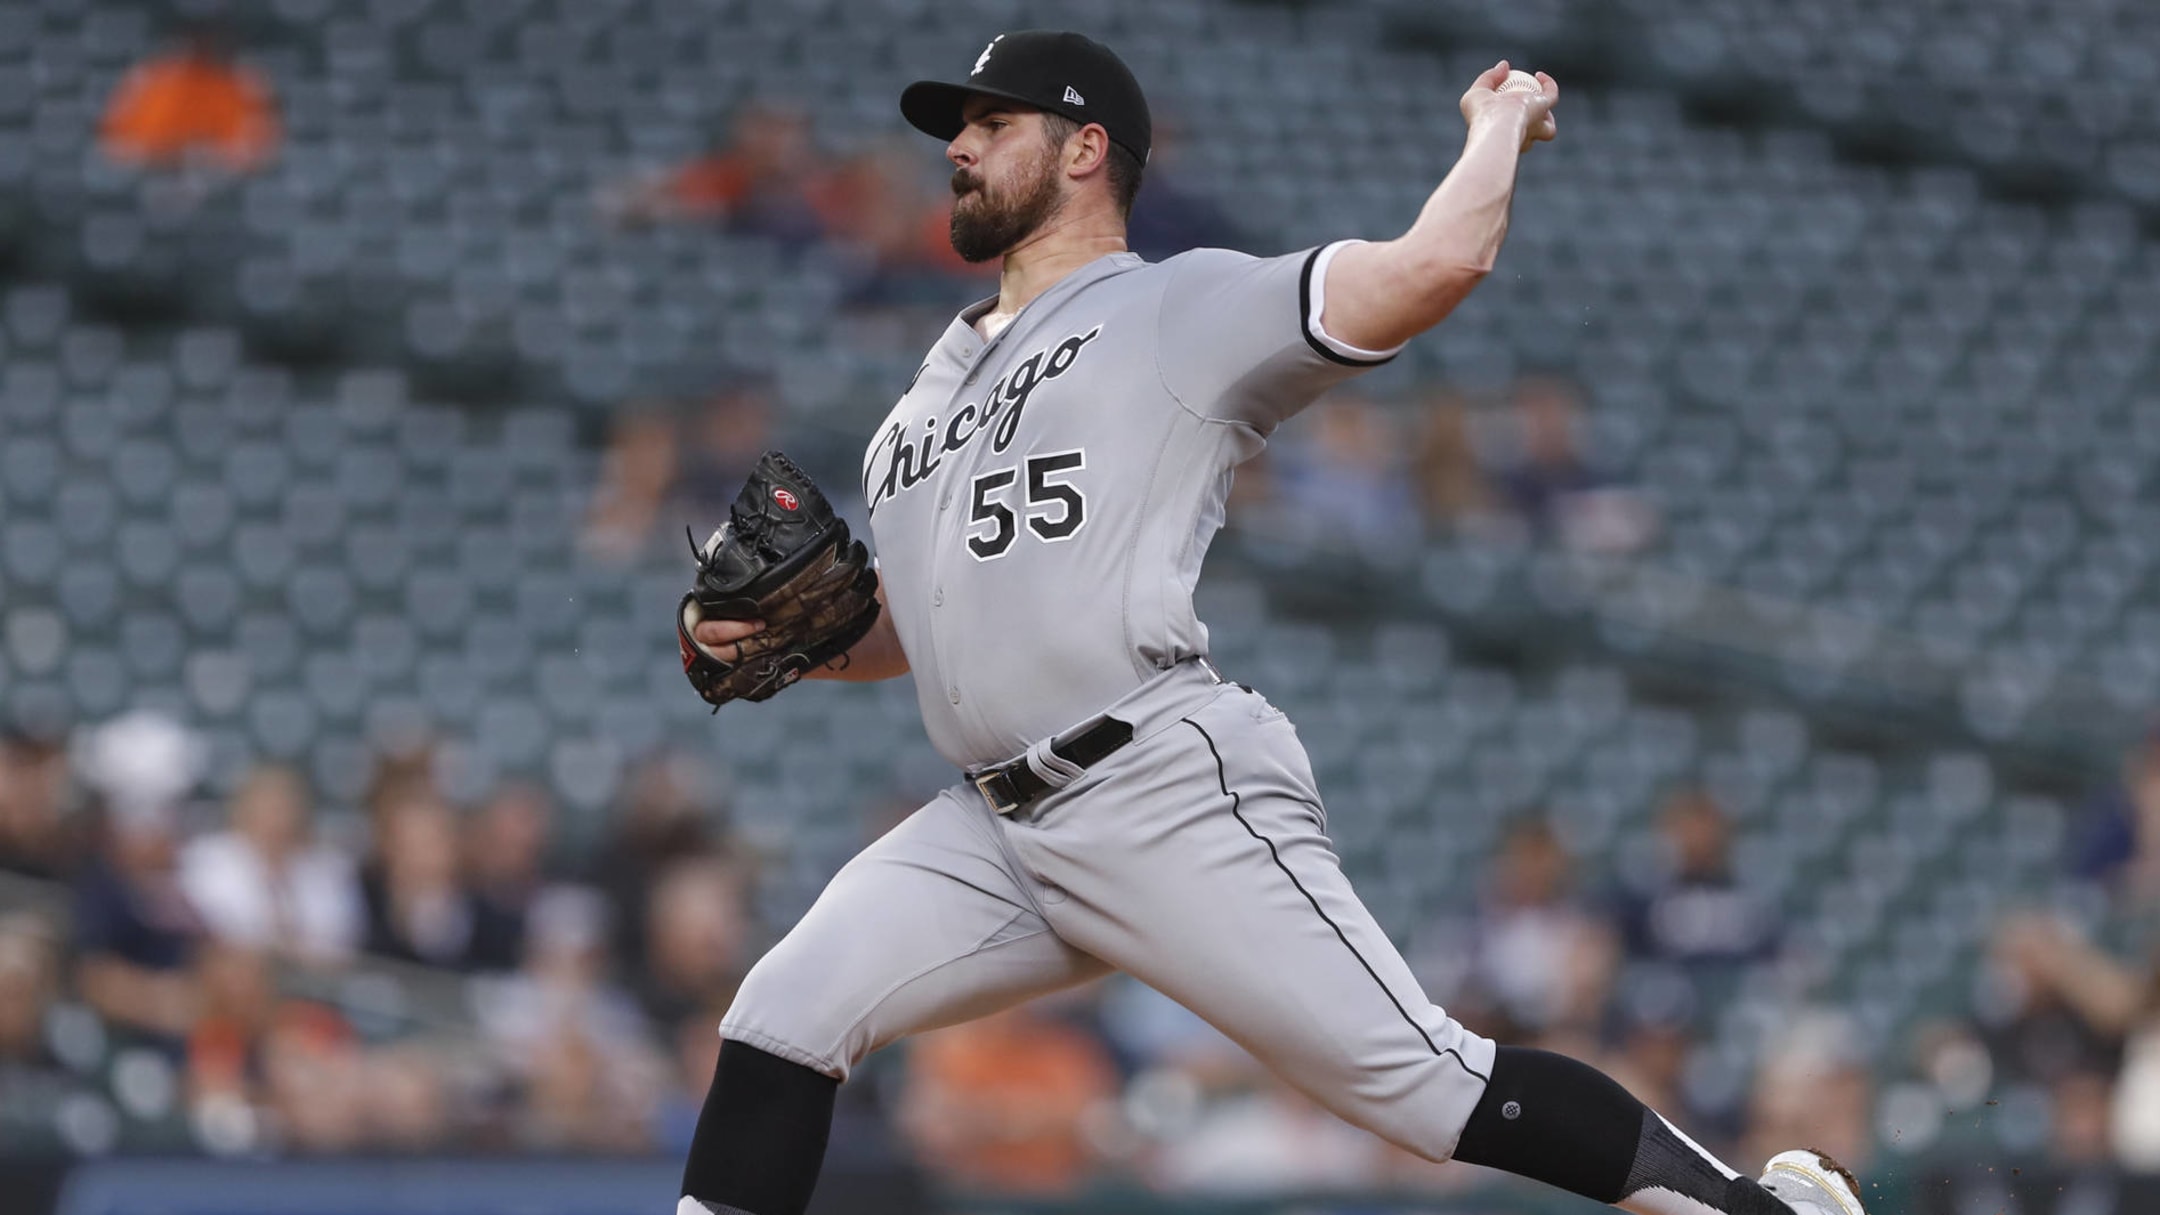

{"left": 1757, "top": 1148, "right": 1866, "bottom": 1215}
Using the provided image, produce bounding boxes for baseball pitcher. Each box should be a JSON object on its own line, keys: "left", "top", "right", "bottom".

{"left": 672, "top": 30, "right": 1865, "bottom": 1215}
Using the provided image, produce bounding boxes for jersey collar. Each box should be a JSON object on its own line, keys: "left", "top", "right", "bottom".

{"left": 944, "top": 252, "right": 1146, "bottom": 359}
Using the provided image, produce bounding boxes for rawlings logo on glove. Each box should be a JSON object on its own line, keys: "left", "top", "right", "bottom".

{"left": 676, "top": 451, "right": 881, "bottom": 707}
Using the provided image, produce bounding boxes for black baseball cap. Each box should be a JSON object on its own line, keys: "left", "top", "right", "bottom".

{"left": 900, "top": 30, "right": 1151, "bottom": 165}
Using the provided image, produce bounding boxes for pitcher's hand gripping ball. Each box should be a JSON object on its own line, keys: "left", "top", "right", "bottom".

{"left": 677, "top": 451, "right": 881, "bottom": 707}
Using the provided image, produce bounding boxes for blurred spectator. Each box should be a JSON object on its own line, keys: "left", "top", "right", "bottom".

{"left": 0, "top": 913, "right": 80, "bottom": 1152}
{"left": 260, "top": 1002, "right": 365, "bottom": 1153}
{"left": 675, "top": 385, "right": 778, "bottom": 525}
{"left": 581, "top": 405, "right": 679, "bottom": 563}
{"left": 2114, "top": 987, "right": 2160, "bottom": 1169}
{"left": 1098, "top": 977, "right": 1245, "bottom": 1091}
{"left": 79, "top": 711, "right": 203, "bottom": 827}
{"left": 2053, "top": 1068, "right": 2118, "bottom": 1168}
{"left": 362, "top": 1043, "right": 456, "bottom": 1154}
{"left": 363, "top": 745, "right": 442, "bottom": 827}
{"left": 635, "top": 856, "right": 753, "bottom": 1028}
{"left": 465, "top": 782, "right": 556, "bottom": 973}
{"left": 1223, "top": 447, "right": 1277, "bottom": 535}
{"left": 71, "top": 799, "right": 201, "bottom": 1039}
{"left": 1988, "top": 911, "right": 2160, "bottom": 1165}
{"left": 71, "top": 710, "right": 208, "bottom": 1036}
{"left": 1602, "top": 1006, "right": 1694, "bottom": 1125}
{"left": 471, "top": 887, "right": 661, "bottom": 1153}
{"left": 1123, "top": 121, "right": 1242, "bottom": 262}
{"left": 1261, "top": 395, "right": 1421, "bottom": 553}
{"left": 2069, "top": 727, "right": 2160, "bottom": 903}
{"left": 185, "top": 941, "right": 272, "bottom": 1086}
{"left": 1479, "top": 374, "right": 1655, "bottom": 554}
{"left": 360, "top": 794, "right": 480, "bottom": 969}
{"left": 900, "top": 1000, "right": 1121, "bottom": 1194}
{"left": 1150, "top": 1068, "right": 1386, "bottom": 1192}
{"left": 601, "top": 102, "right": 827, "bottom": 245}
{"left": 0, "top": 912, "right": 65, "bottom": 1078}
{"left": 1617, "top": 789, "right": 1780, "bottom": 975}
{"left": 815, "top": 140, "right": 982, "bottom": 307}
{"left": 473, "top": 886, "right": 650, "bottom": 1063}
{"left": 1111, "top": 992, "right": 1384, "bottom": 1193}
{"left": 815, "top": 141, "right": 928, "bottom": 258}
{"left": 581, "top": 387, "right": 774, "bottom": 563}
{"left": 183, "top": 940, "right": 276, "bottom": 1151}
{"left": 1740, "top": 1011, "right": 1875, "bottom": 1176}
{"left": 98, "top": 26, "right": 278, "bottom": 172}
{"left": 1908, "top": 1018, "right": 1996, "bottom": 1115}
{"left": 654, "top": 1015, "right": 725, "bottom": 1155}
{"left": 1606, "top": 965, "right": 1746, "bottom": 1152}
{"left": 1463, "top": 818, "right": 1618, "bottom": 1044}
{"left": 586, "top": 752, "right": 729, "bottom": 975}
{"left": 519, "top": 1019, "right": 657, "bottom": 1154}
{"left": 0, "top": 729, "right": 77, "bottom": 881}
{"left": 1410, "top": 391, "right": 1503, "bottom": 538}
{"left": 177, "top": 765, "right": 362, "bottom": 964}
{"left": 1983, "top": 912, "right": 2135, "bottom": 1085}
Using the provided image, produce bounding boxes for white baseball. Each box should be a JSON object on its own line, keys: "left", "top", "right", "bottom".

{"left": 1496, "top": 69, "right": 1542, "bottom": 95}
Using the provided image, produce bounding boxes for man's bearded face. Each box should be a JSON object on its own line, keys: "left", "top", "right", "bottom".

{"left": 948, "top": 128, "right": 1065, "bottom": 264}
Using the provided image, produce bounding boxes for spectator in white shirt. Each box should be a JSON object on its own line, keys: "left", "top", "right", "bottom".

{"left": 178, "top": 765, "right": 362, "bottom": 964}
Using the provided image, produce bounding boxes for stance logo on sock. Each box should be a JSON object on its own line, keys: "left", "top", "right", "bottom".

{"left": 1502, "top": 1100, "right": 1522, "bottom": 1120}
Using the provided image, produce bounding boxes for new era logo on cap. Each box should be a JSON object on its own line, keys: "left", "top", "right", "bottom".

{"left": 1063, "top": 85, "right": 1085, "bottom": 105}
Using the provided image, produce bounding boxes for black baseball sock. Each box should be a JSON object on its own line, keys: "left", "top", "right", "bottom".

{"left": 1452, "top": 1047, "right": 1793, "bottom": 1214}
{"left": 679, "top": 1040, "right": 840, "bottom": 1215}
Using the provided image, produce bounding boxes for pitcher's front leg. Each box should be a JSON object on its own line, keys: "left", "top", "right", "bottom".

{"left": 686, "top": 790, "right": 1106, "bottom": 1215}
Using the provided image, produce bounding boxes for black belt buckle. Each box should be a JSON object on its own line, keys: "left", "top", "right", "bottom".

{"left": 971, "top": 715, "right": 1134, "bottom": 817}
{"left": 973, "top": 768, "right": 1024, "bottom": 816}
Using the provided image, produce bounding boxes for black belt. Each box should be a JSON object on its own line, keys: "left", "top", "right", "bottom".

{"left": 971, "top": 716, "right": 1135, "bottom": 815}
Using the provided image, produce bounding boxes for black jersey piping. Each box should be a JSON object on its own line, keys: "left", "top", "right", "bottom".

{"left": 1297, "top": 245, "right": 1399, "bottom": 368}
{"left": 1183, "top": 718, "right": 1488, "bottom": 1085}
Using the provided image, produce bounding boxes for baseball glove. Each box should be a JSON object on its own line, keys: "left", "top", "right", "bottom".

{"left": 676, "top": 450, "right": 881, "bottom": 707}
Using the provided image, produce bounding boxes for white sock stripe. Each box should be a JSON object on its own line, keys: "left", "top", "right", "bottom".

{"left": 1657, "top": 1112, "right": 1740, "bottom": 1182}
{"left": 1618, "top": 1187, "right": 1729, "bottom": 1215}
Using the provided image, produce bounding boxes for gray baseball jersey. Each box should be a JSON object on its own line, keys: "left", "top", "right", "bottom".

{"left": 861, "top": 241, "right": 1393, "bottom": 768}
{"left": 723, "top": 241, "right": 1499, "bottom": 1164}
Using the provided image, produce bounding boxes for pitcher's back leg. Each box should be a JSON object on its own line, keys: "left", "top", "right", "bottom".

{"left": 1000, "top": 691, "right": 1818, "bottom": 1215}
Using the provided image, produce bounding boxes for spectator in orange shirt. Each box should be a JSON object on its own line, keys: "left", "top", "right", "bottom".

{"left": 810, "top": 139, "right": 987, "bottom": 306}
{"left": 99, "top": 27, "right": 279, "bottom": 172}
{"left": 899, "top": 999, "right": 1120, "bottom": 1193}
{"left": 601, "top": 103, "right": 826, "bottom": 246}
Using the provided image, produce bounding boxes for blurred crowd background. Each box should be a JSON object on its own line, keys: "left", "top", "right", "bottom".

{"left": 6, "top": 0, "right": 2160, "bottom": 1212}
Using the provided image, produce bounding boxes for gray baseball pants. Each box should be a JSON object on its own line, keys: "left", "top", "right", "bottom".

{"left": 721, "top": 661, "right": 1498, "bottom": 1162}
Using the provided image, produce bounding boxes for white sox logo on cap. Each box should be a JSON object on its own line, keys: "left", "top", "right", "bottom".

{"left": 902, "top": 31, "right": 1152, "bottom": 163}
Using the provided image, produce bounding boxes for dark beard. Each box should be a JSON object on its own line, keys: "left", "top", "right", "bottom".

{"left": 948, "top": 158, "right": 1063, "bottom": 263}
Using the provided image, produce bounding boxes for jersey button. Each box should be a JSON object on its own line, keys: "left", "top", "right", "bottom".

{"left": 933, "top": 588, "right": 944, "bottom": 606}
{"left": 939, "top": 490, "right": 951, "bottom": 511}
{"left": 948, "top": 686, "right": 962, "bottom": 705}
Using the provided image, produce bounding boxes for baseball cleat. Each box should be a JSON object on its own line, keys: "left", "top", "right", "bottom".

{"left": 1757, "top": 1148, "right": 1865, "bottom": 1215}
